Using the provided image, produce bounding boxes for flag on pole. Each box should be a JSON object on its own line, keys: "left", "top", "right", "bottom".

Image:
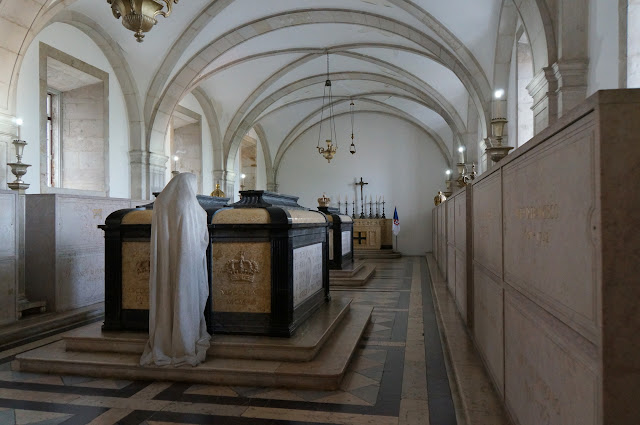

{"left": 392, "top": 207, "right": 400, "bottom": 235}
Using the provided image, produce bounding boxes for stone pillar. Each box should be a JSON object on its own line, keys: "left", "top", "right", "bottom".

{"left": 148, "top": 152, "right": 168, "bottom": 195}
{"left": 552, "top": 60, "right": 589, "bottom": 116}
{"left": 224, "top": 170, "right": 236, "bottom": 202}
{"left": 129, "top": 149, "right": 148, "bottom": 200}
{"left": 129, "top": 150, "right": 168, "bottom": 199}
{"left": 465, "top": 97, "right": 480, "bottom": 166}
{"left": 0, "top": 113, "right": 15, "bottom": 190}
{"left": 526, "top": 67, "right": 558, "bottom": 135}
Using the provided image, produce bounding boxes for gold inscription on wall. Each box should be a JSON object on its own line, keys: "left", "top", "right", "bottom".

{"left": 515, "top": 204, "right": 558, "bottom": 247}
{"left": 121, "top": 241, "right": 151, "bottom": 310}
{"left": 212, "top": 242, "right": 271, "bottom": 313}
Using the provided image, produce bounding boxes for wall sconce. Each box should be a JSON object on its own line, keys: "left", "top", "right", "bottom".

{"left": 7, "top": 119, "right": 31, "bottom": 192}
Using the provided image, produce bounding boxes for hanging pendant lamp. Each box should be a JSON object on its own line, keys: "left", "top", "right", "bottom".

{"left": 349, "top": 99, "right": 357, "bottom": 154}
{"left": 108, "top": 0, "right": 179, "bottom": 42}
{"left": 317, "top": 52, "right": 338, "bottom": 163}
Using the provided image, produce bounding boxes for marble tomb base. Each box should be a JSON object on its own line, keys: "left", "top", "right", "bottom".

{"left": 329, "top": 262, "right": 376, "bottom": 287}
{"left": 12, "top": 298, "right": 372, "bottom": 390}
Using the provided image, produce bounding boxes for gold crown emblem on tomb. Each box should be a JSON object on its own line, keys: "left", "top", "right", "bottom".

{"left": 317, "top": 193, "right": 330, "bottom": 208}
{"left": 225, "top": 251, "right": 260, "bottom": 283}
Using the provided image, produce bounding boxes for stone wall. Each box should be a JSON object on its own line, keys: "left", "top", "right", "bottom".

{"left": 61, "top": 82, "right": 105, "bottom": 192}
{"left": 433, "top": 89, "right": 640, "bottom": 425}
{"left": 25, "top": 194, "right": 136, "bottom": 313}
{"left": 0, "top": 190, "right": 17, "bottom": 325}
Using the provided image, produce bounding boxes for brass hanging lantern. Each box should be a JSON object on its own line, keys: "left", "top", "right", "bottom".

{"left": 107, "top": 0, "right": 179, "bottom": 43}
{"left": 317, "top": 52, "right": 338, "bottom": 163}
{"left": 349, "top": 99, "right": 356, "bottom": 154}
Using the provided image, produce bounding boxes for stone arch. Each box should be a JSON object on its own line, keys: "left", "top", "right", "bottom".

{"left": 273, "top": 109, "right": 450, "bottom": 185}
{"left": 191, "top": 87, "right": 223, "bottom": 174}
{"left": 225, "top": 71, "right": 465, "bottom": 173}
{"left": 147, "top": 9, "right": 493, "bottom": 162}
{"left": 252, "top": 123, "right": 275, "bottom": 191}
{"left": 188, "top": 45, "right": 466, "bottom": 158}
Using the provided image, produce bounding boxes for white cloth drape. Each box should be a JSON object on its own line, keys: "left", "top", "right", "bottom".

{"left": 140, "top": 173, "right": 211, "bottom": 367}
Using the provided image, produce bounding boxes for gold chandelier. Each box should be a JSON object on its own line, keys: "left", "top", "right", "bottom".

{"left": 107, "top": 0, "right": 179, "bottom": 43}
{"left": 317, "top": 52, "right": 338, "bottom": 163}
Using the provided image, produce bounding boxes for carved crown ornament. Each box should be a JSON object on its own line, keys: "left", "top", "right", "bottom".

{"left": 225, "top": 251, "right": 260, "bottom": 283}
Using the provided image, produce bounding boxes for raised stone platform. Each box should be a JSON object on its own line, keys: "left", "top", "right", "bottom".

{"left": 13, "top": 298, "right": 372, "bottom": 390}
{"left": 354, "top": 249, "right": 402, "bottom": 259}
{"left": 330, "top": 264, "right": 376, "bottom": 287}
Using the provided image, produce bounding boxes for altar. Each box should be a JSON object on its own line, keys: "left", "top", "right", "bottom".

{"left": 353, "top": 218, "right": 393, "bottom": 250}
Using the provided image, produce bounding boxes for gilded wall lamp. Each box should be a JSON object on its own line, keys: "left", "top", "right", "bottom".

{"left": 107, "top": 0, "right": 179, "bottom": 42}
{"left": 485, "top": 89, "right": 514, "bottom": 162}
{"left": 317, "top": 52, "right": 338, "bottom": 163}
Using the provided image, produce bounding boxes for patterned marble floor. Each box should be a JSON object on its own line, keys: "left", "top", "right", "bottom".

{"left": 0, "top": 257, "right": 457, "bottom": 425}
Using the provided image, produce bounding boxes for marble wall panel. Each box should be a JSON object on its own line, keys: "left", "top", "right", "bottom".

{"left": 121, "top": 241, "right": 150, "bottom": 310}
{"left": 56, "top": 248, "right": 104, "bottom": 311}
{"left": 0, "top": 191, "right": 17, "bottom": 325}
{"left": 454, "top": 250, "right": 467, "bottom": 322}
{"left": 212, "top": 242, "right": 271, "bottom": 313}
{"left": 503, "top": 114, "right": 599, "bottom": 342}
{"left": 454, "top": 192, "right": 466, "bottom": 251}
{"left": 341, "top": 231, "right": 351, "bottom": 255}
{"left": 473, "top": 264, "right": 504, "bottom": 396}
{"left": 293, "top": 243, "right": 323, "bottom": 307}
{"left": 447, "top": 245, "right": 456, "bottom": 295}
{"left": 473, "top": 171, "right": 502, "bottom": 277}
{"left": 446, "top": 199, "right": 455, "bottom": 245}
{"left": 504, "top": 290, "right": 598, "bottom": 425}
{"left": 26, "top": 194, "right": 131, "bottom": 312}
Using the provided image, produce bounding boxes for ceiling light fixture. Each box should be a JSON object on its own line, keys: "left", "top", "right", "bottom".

{"left": 107, "top": 0, "right": 179, "bottom": 43}
{"left": 349, "top": 99, "right": 357, "bottom": 155}
{"left": 317, "top": 52, "right": 338, "bottom": 163}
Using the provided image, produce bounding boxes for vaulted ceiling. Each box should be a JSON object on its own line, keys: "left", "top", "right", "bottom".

{"left": 31, "top": 0, "right": 544, "bottom": 171}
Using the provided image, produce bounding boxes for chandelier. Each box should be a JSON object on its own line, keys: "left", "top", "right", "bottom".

{"left": 107, "top": 0, "right": 179, "bottom": 43}
{"left": 317, "top": 52, "right": 338, "bottom": 163}
{"left": 349, "top": 99, "right": 357, "bottom": 154}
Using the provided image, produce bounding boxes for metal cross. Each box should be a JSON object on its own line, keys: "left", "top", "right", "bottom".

{"left": 355, "top": 177, "right": 368, "bottom": 218}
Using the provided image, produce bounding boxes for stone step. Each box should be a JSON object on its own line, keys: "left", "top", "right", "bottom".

{"left": 330, "top": 264, "right": 376, "bottom": 287}
{"left": 354, "top": 249, "right": 402, "bottom": 259}
{"left": 13, "top": 305, "right": 372, "bottom": 391}
{"left": 64, "top": 297, "right": 352, "bottom": 362}
{"left": 0, "top": 302, "right": 104, "bottom": 351}
{"left": 329, "top": 263, "right": 364, "bottom": 278}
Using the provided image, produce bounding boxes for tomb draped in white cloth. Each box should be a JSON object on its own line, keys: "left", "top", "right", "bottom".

{"left": 140, "top": 173, "right": 210, "bottom": 367}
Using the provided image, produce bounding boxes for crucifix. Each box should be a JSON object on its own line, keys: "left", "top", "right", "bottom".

{"left": 355, "top": 177, "right": 368, "bottom": 219}
{"left": 353, "top": 231, "right": 367, "bottom": 245}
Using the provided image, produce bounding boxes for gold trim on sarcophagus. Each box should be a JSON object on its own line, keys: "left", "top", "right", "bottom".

{"left": 326, "top": 215, "right": 334, "bottom": 223}
{"left": 211, "top": 242, "right": 271, "bottom": 313}
{"left": 121, "top": 209, "right": 153, "bottom": 224}
{"left": 121, "top": 241, "right": 150, "bottom": 310}
{"left": 211, "top": 208, "right": 271, "bottom": 224}
{"left": 288, "top": 210, "right": 327, "bottom": 224}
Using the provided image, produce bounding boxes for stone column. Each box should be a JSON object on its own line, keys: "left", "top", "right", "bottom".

{"left": 526, "top": 67, "right": 558, "bottom": 135}
{"left": 224, "top": 170, "right": 236, "bottom": 202}
{"left": 552, "top": 60, "right": 589, "bottom": 116}
{"left": 129, "top": 149, "right": 148, "bottom": 199}
{"left": 554, "top": 0, "right": 589, "bottom": 116}
{"left": 148, "top": 152, "right": 168, "bottom": 195}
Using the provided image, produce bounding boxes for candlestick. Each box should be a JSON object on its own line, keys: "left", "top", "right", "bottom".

{"left": 368, "top": 198, "right": 373, "bottom": 218}
{"left": 381, "top": 200, "right": 386, "bottom": 219}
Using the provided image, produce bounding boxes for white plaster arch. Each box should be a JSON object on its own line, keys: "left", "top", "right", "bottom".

{"left": 191, "top": 87, "right": 223, "bottom": 173}
{"left": 252, "top": 123, "right": 275, "bottom": 190}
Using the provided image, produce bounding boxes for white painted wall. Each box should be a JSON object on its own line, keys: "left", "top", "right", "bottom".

{"left": 256, "top": 136, "right": 267, "bottom": 190}
{"left": 587, "top": 0, "right": 620, "bottom": 94}
{"left": 277, "top": 113, "right": 448, "bottom": 255}
{"left": 16, "top": 23, "right": 130, "bottom": 197}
